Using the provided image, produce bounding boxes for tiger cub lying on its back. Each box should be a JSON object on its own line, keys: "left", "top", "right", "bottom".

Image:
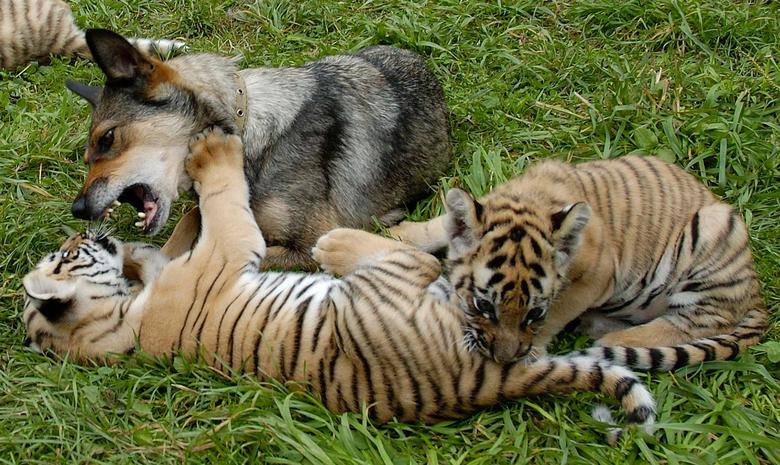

{"left": 0, "top": 0, "right": 184, "bottom": 69}
{"left": 391, "top": 156, "right": 768, "bottom": 367}
{"left": 22, "top": 128, "right": 655, "bottom": 440}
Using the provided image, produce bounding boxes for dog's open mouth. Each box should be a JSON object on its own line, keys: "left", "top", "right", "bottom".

{"left": 116, "top": 183, "right": 159, "bottom": 232}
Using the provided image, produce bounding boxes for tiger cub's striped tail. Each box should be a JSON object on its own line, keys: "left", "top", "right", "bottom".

{"left": 506, "top": 355, "right": 655, "bottom": 444}
{"left": 120, "top": 37, "right": 185, "bottom": 60}
{"left": 580, "top": 305, "right": 768, "bottom": 371}
{"left": 72, "top": 36, "right": 186, "bottom": 61}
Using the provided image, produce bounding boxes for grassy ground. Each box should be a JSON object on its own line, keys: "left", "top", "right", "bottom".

{"left": 1, "top": 0, "right": 778, "bottom": 463}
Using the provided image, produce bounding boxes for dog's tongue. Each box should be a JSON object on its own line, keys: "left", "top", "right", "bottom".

{"left": 143, "top": 200, "right": 158, "bottom": 229}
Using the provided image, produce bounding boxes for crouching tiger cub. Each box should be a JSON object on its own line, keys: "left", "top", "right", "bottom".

{"left": 391, "top": 156, "right": 768, "bottom": 368}
{"left": 22, "top": 128, "right": 655, "bottom": 439}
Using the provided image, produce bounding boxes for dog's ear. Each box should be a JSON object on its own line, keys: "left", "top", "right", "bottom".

{"left": 65, "top": 80, "right": 102, "bottom": 108}
{"left": 86, "top": 29, "right": 154, "bottom": 83}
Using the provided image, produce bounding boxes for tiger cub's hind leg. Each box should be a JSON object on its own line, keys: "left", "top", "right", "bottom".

{"left": 598, "top": 203, "right": 761, "bottom": 349}
{"left": 388, "top": 215, "right": 449, "bottom": 253}
{"left": 596, "top": 319, "right": 692, "bottom": 348}
{"left": 314, "top": 228, "right": 443, "bottom": 302}
{"left": 312, "top": 228, "right": 416, "bottom": 276}
{"left": 577, "top": 312, "right": 634, "bottom": 340}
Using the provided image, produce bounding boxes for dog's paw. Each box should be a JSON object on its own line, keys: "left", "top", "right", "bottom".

{"left": 312, "top": 228, "right": 406, "bottom": 276}
{"left": 186, "top": 127, "right": 243, "bottom": 182}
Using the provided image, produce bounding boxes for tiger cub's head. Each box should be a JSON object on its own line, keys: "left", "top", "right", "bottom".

{"left": 21, "top": 229, "right": 163, "bottom": 359}
{"left": 444, "top": 188, "right": 591, "bottom": 363}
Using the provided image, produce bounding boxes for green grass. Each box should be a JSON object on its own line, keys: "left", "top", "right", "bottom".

{"left": 1, "top": 0, "right": 778, "bottom": 463}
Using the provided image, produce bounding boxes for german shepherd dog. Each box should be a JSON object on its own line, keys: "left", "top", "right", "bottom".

{"left": 66, "top": 29, "right": 451, "bottom": 270}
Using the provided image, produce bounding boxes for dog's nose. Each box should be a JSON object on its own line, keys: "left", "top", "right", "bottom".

{"left": 71, "top": 193, "right": 91, "bottom": 219}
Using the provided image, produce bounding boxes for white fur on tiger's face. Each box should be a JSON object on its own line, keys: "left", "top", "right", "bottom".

{"left": 434, "top": 155, "right": 768, "bottom": 367}
{"left": 22, "top": 228, "right": 166, "bottom": 358}
{"left": 23, "top": 230, "right": 125, "bottom": 352}
{"left": 0, "top": 0, "right": 184, "bottom": 69}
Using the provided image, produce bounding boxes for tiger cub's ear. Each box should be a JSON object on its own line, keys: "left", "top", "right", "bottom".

{"left": 444, "top": 188, "right": 483, "bottom": 257}
{"left": 22, "top": 273, "right": 77, "bottom": 323}
{"left": 550, "top": 202, "right": 591, "bottom": 269}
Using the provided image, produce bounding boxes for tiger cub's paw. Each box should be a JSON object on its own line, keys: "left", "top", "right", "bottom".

{"left": 387, "top": 218, "right": 448, "bottom": 253}
{"left": 312, "top": 228, "right": 406, "bottom": 276}
{"left": 186, "top": 126, "right": 244, "bottom": 186}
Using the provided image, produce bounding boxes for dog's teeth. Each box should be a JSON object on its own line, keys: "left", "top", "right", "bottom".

{"left": 134, "top": 221, "right": 145, "bottom": 228}
{"left": 113, "top": 200, "right": 121, "bottom": 207}
{"left": 137, "top": 212, "right": 146, "bottom": 219}
{"left": 107, "top": 208, "right": 114, "bottom": 214}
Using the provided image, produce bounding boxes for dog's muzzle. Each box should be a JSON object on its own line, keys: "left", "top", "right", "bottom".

{"left": 72, "top": 177, "right": 111, "bottom": 221}
{"left": 71, "top": 192, "right": 99, "bottom": 220}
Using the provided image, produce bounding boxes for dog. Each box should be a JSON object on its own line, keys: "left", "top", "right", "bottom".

{"left": 66, "top": 29, "right": 451, "bottom": 270}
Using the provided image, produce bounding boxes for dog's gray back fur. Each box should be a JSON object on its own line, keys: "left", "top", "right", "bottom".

{"left": 242, "top": 46, "right": 449, "bottom": 231}
{"left": 179, "top": 47, "right": 450, "bottom": 253}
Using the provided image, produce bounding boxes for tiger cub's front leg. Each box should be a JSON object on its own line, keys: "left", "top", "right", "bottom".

{"left": 185, "top": 128, "right": 266, "bottom": 267}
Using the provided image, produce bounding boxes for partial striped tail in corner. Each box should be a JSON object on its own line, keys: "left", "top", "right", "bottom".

{"left": 126, "top": 38, "right": 187, "bottom": 60}
{"left": 67, "top": 32, "right": 185, "bottom": 62}
{"left": 579, "top": 306, "right": 768, "bottom": 371}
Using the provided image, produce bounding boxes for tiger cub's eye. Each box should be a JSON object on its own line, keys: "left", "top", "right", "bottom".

{"left": 473, "top": 296, "right": 496, "bottom": 319}
{"left": 526, "top": 307, "right": 545, "bottom": 322}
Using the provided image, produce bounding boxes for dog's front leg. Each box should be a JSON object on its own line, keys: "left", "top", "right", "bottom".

{"left": 185, "top": 128, "right": 266, "bottom": 269}
{"left": 261, "top": 246, "right": 318, "bottom": 272}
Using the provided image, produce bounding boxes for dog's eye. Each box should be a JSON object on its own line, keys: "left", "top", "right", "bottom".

{"left": 473, "top": 296, "right": 495, "bottom": 319}
{"left": 97, "top": 128, "right": 115, "bottom": 153}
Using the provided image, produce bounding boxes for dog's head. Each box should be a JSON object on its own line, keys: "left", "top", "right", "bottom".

{"left": 67, "top": 29, "right": 238, "bottom": 234}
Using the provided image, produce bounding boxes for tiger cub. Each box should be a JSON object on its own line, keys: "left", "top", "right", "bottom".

{"left": 21, "top": 128, "right": 655, "bottom": 441}
{"left": 391, "top": 156, "right": 768, "bottom": 369}
{"left": 0, "top": 0, "right": 184, "bottom": 69}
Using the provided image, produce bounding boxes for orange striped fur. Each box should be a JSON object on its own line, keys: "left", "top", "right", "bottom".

{"left": 22, "top": 130, "right": 655, "bottom": 440}
{"left": 392, "top": 156, "right": 768, "bottom": 370}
